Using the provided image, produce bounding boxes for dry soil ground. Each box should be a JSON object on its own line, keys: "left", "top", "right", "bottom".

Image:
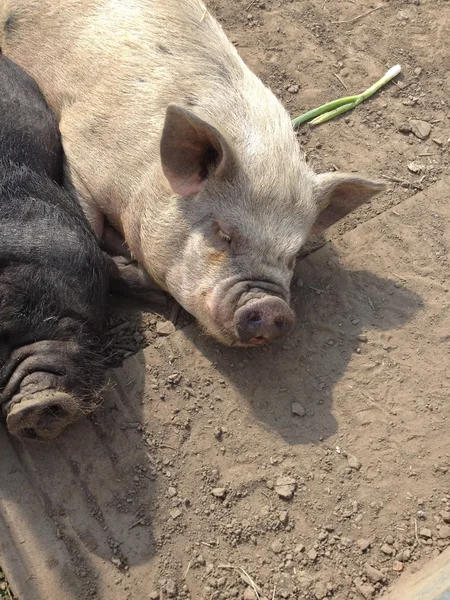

{"left": 1, "top": 1, "right": 450, "bottom": 599}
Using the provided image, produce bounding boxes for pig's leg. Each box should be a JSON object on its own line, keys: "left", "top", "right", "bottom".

{"left": 102, "top": 222, "right": 133, "bottom": 261}
{"left": 106, "top": 254, "right": 167, "bottom": 306}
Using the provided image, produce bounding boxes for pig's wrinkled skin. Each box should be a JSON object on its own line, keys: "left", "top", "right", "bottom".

{"left": 0, "top": 0, "right": 385, "bottom": 346}
{"left": 0, "top": 54, "right": 111, "bottom": 441}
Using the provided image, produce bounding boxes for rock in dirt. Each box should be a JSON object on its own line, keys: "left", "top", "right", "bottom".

{"left": 365, "top": 563, "right": 384, "bottom": 583}
{"left": 307, "top": 548, "right": 318, "bottom": 561}
{"left": 271, "top": 540, "right": 283, "bottom": 554}
{"left": 441, "top": 511, "right": 450, "bottom": 524}
{"left": 354, "top": 577, "right": 375, "bottom": 599}
{"left": 381, "top": 543, "right": 394, "bottom": 555}
{"left": 212, "top": 487, "right": 227, "bottom": 499}
{"left": 393, "top": 560, "right": 404, "bottom": 572}
{"left": 409, "top": 119, "right": 431, "bottom": 140}
{"left": 149, "top": 592, "right": 159, "bottom": 600}
{"left": 347, "top": 454, "right": 362, "bottom": 470}
{"left": 170, "top": 508, "right": 182, "bottom": 519}
{"left": 165, "top": 579, "right": 177, "bottom": 598}
{"left": 156, "top": 321, "right": 175, "bottom": 336}
{"left": 275, "top": 476, "right": 296, "bottom": 500}
{"left": 419, "top": 527, "right": 432, "bottom": 539}
{"left": 314, "top": 581, "right": 328, "bottom": 599}
{"left": 398, "top": 123, "right": 412, "bottom": 134}
{"left": 279, "top": 511, "right": 289, "bottom": 525}
{"left": 357, "top": 538, "right": 371, "bottom": 552}
{"left": 291, "top": 402, "right": 306, "bottom": 417}
{"left": 438, "top": 525, "right": 450, "bottom": 539}
{"left": 243, "top": 587, "right": 258, "bottom": 600}
{"left": 408, "top": 161, "right": 424, "bottom": 174}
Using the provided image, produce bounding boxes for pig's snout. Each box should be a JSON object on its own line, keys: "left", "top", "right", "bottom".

{"left": 5, "top": 391, "right": 83, "bottom": 441}
{"left": 235, "top": 297, "right": 294, "bottom": 345}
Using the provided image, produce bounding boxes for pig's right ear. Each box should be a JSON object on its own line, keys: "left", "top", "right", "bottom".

{"left": 160, "top": 104, "right": 236, "bottom": 197}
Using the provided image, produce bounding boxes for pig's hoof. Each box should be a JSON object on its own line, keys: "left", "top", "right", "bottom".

{"left": 6, "top": 392, "right": 82, "bottom": 441}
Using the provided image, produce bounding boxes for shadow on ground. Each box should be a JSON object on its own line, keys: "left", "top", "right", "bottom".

{"left": 182, "top": 242, "right": 422, "bottom": 446}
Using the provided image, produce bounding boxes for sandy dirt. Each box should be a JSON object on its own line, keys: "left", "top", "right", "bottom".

{"left": 1, "top": 1, "right": 450, "bottom": 600}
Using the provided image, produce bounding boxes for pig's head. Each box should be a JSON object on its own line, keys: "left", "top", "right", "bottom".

{"left": 147, "top": 104, "right": 385, "bottom": 347}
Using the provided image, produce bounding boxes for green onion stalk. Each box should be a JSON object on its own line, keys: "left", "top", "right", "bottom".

{"left": 292, "top": 64, "right": 401, "bottom": 128}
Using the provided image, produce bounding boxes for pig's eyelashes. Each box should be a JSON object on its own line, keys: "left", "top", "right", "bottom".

{"left": 288, "top": 256, "right": 297, "bottom": 270}
{"left": 215, "top": 225, "right": 232, "bottom": 245}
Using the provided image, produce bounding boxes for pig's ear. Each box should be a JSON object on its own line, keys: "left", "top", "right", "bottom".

{"left": 160, "top": 104, "right": 236, "bottom": 197}
{"left": 310, "top": 172, "right": 386, "bottom": 235}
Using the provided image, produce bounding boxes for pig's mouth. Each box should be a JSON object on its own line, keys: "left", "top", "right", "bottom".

{"left": 203, "top": 277, "right": 295, "bottom": 347}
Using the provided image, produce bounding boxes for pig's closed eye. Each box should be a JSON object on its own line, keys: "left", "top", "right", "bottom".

{"left": 288, "top": 256, "right": 296, "bottom": 269}
{"left": 213, "top": 222, "right": 232, "bottom": 245}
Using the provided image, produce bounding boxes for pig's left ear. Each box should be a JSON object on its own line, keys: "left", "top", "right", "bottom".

{"left": 310, "top": 172, "right": 386, "bottom": 235}
{"left": 160, "top": 104, "right": 237, "bottom": 197}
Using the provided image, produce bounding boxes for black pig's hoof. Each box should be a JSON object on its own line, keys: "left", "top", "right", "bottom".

{"left": 5, "top": 391, "right": 84, "bottom": 441}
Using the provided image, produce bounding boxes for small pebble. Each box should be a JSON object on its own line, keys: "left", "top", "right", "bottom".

{"left": 347, "top": 454, "right": 362, "bottom": 470}
{"left": 308, "top": 548, "right": 318, "bottom": 561}
{"left": 419, "top": 527, "right": 432, "bottom": 539}
{"left": 291, "top": 402, "right": 306, "bottom": 417}
{"left": 156, "top": 321, "right": 176, "bottom": 336}
{"left": 279, "top": 511, "right": 289, "bottom": 525}
{"left": 275, "top": 476, "right": 296, "bottom": 500}
{"left": 409, "top": 119, "right": 431, "bottom": 140}
{"left": 381, "top": 543, "right": 394, "bottom": 555}
{"left": 398, "top": 123, "right": 411, "bottom": 134}
{"left": 441, "top": 511, "right": 450, "bottom": 524}
{"left": 438, "top": 525, "right": 450, "bottom": 539}
{"left": 408, "top": 162, "right": 424, "bottom": 174}
{"left": 287, "top": 84, "right": 299, "bottom": 94}
{"left": 365, "top": 564, "right": 383, "bottom": 583}
{"left": 170, "top": 508, "right": 182, "bottom": 519}
{"left": 314, "top": 582, "right": 328, "bottom": 600}
{"left": 243, "top": 587, "right": 257, "bottom": 600}
{"left": 165, "top": 579, "right": 177, "bottom": 598}
{"left": 402, "top": 549, "right": 412, "bottom": 561}
{"left": 357, "top": 334, "right": 368, "bottom": 343}
{"left": 271, "top": 540, "right": 283, "bottom": 554}
{"left": 354, "top": 577, "right": 375, "bottom": 599}
{"left": 357, "top": 539, "right": 372, "bottom": 552}
{"left": 393, "top": 560, "right": 404, "bottom": 572}
{"left": 212, "top": 487, "right": 226, "bottom": 499}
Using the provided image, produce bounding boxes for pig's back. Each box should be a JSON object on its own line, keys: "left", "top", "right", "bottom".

{"left": 0, "top": 54, "right": 63, "bottom": 182}
{"left": 0, "top": 0, "right": 301, "bottom": 219}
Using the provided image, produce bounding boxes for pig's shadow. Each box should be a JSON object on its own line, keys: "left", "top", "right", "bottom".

{"left": 0, "top": 306, "right": 158, "bottom": 598}
{"left": 182, "top": 241, "right": 422, "bottom": 445}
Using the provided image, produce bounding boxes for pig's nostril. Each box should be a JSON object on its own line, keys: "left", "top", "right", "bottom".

{"left": 21, "top": 427, "right": 39, "bottom": 440}
{"left": 47, "top": 403, "right": 65, "bottom": 417}
{"left": 247, "top": 313, "right": 262, "bottom": 324}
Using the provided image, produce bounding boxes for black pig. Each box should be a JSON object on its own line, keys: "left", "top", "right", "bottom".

{"left": 0, "top": 54, "right": 111, "bottom": 441}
